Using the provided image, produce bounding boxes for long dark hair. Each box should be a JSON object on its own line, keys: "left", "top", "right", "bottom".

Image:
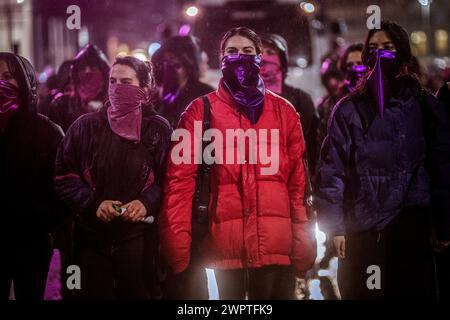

{"left": 353, "top": 21, "right": 418, "bottom": 97}
{"left": 220, "top": 27, "right": 262, "bottom": 56}
{"left": 361, "top": 21, "right": 412, "bottom": 68}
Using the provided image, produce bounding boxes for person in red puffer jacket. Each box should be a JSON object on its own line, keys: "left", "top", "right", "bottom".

{"left": 159, "top": 27, "right": 316, "bottom": 300}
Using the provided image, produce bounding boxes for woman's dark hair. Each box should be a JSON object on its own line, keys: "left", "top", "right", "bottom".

{"left": 340, "top": 43, "right": 364, "bottom": 72}
{"left": 220, "top": 27, "right": 262, "bottom": 55}
{"left": 361, "top": 20, "right": 412, "bottom": 67}
{"left": 112, "top": 56, "right": 154, "bottom": 90}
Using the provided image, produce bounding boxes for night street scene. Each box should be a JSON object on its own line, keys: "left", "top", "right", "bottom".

{"left": 1, "top": 0, "right": 450, "bottom": 307}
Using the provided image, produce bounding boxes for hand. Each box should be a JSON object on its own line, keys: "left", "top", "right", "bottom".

{"left": 96, "top": 200, "right": 122, "bottom": 223}
{"left": 121, "top": 200, "right": 147, "bottom": 223}
{"left": 333, "top": 235, "right": 346, "bottom": 259}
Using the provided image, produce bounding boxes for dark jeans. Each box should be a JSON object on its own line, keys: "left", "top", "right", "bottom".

{"left": 214, "top": 265, "right": 296, "bottom": 300}
{"left": 0, "top": 233, "right": 52, "bottom": 300}
{"left": 338, "top": 206, "right": 436, "bottom": 299}
{"left": 73, "top": 230, "right": 155, "bottom": 300}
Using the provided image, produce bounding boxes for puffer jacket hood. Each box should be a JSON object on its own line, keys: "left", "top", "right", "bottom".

{"left": 0, "top": 52, "right": 38, "bottom": 114}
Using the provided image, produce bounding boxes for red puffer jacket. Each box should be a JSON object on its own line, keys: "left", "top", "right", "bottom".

{"left": 159, "top": 80, "right": 316, "bottom": 277}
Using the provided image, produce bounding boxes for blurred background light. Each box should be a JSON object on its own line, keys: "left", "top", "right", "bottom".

{"left": 185, "top": 6, "right": 199, "bottom": 17}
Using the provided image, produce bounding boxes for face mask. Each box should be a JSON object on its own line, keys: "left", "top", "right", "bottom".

{"left": 345, "top": 64, "right": 367, "bottom": 92}
{"left": 107, "top": 83, "right": 147, "bottom": 142}
{"left": 0, "top": 80, "right": 20, "bottom": 132}
{"left": 78, "top": 69, "right": 104, "bottom": 103}
{"left": 366, "top": 49, "right": 397, "bottom": 117}
{"left": 161, "top": 60, "right": 182, "bottom": 104}
{"left": 260, "top": 53, "right": 283, "bottom": 94}
{"left": 221, "top": 54, "right": 265, "bottom": 124}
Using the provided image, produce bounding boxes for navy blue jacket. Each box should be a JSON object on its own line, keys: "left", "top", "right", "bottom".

{"left": 315, "top": 80, "right": 450, "bottom": 240}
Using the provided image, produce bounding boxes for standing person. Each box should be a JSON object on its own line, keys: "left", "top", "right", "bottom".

{"left": 49, "top": 44, "right": 110, "bottom": 132}
{"left": 55, "top": 56, "right": 171, "bottom": 299}
{"left": 159, "top": 27, "right": 316, "bottom": 300}
{"left": 0, "top": 52, "right": 64, "bottom": 300}
{"left": 151, "top": 35, "right": 214, "bottom": 129}
{"left": 315, "top": 58, "right": 346, "bottom": 174}
{"left": 315, "top": 21, "right": 450, "bottom": 299}
{"left": 259, "top": 33, "right": 319, "bottom": 172}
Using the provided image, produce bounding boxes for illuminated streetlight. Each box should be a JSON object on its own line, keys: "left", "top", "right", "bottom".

{"left": 418, "top": 0, "right": 431, "bottom": 6}
{"left": 185, "top": 6, "right": 199, "bottom": 17}
{"left": 300, "top": 2, "right": 315, "bottom": 14}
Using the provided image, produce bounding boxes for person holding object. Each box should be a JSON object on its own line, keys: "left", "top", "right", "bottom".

{"left": 55, "top": 56, "right": 171, "bottom": 299}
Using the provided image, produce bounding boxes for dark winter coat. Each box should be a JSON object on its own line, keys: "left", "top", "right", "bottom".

{"left": 315, "top": 78, "right": 450, "bottom": 240}
{"left": 156, "top": 80, "right": 214, "bottom": 129}
{"left": 54, "top": 105, "right": 172, "bottom": 241}
{"left": 281, "top": 84, "right": 318, "bottom": 171}
{"left": 0, "top": 53, "right": 64, "bottom": 238}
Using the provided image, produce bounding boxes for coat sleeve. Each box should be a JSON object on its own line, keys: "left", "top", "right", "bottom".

{"left": 285, "top": 104, "right": 316, "bottom": 278}
{"left": 315, "top": 102, "right": 351, "bottom": 237}
{"left": 159, "top": 99, "right": 203, "bottom": 274}
{"left": 425, "top": 92, "right": 450, "bottom": 241}
{"left": 54, "top": 120, "right": 98, "bottom": 216}
{"left": 138, "top": 120, "right": 173, "bottom": 218}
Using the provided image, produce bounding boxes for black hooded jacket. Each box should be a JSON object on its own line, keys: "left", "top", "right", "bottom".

{"left": 54, "top": 104, "right": 172, "bottom": 241}
{"left": 49, "top": 45, "right": 110, "bottom": 132}
{"left": 0, "top": 53, "right": 65, "bottom": 238}
{"left": 151, "top": 36, "right": 214, "bottom": 128}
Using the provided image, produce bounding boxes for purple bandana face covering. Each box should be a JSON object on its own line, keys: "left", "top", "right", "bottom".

{"left": 221, "top": 54, "right": 265, "bottom": 124}
{"left": 161, "top": 60, "right": 182, "bottom": 104}
{"left": 345, "top": 64, "right": 367, "bottom": 92}
{"left": 366, "top": 49, "right": 397, "bottom": 117}
{"left": 107, "top": 83, "right": 147, "bottom": 142}
{"left": 0, "top": 80, "right": 20, "bottom": 132}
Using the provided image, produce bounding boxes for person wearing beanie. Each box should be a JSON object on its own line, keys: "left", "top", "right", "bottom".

{"left": 260, "top": 34, "right": 319, "bottom": 172}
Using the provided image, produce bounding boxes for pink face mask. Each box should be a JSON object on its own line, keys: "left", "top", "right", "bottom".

{"left": 0, "top": 80, "right": 20, "bottom": 132}
{"left": 107, "top": 83, "right": 147, "bottom": 142}
{"left": 78, "top": 69, "right": 104, "bottom": 103}
{"left": 260, "top": 54, "right": 283, "bottom": 94}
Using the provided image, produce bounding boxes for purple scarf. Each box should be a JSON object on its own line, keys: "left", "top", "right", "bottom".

{"left": 0, "top": 80, "right": 20, "bottom": 132}
{"left": 107, "top": 83, "right": 146, "bottom": 142}
{"left": 221, "top": 54, "right": 265, "bottom": 124}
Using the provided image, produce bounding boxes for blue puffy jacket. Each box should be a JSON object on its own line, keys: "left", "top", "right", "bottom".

{"left": 315, "top": 79, "right": 450, "bottom": 240}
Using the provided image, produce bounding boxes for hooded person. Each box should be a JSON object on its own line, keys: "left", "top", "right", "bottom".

{"left": 0, "top": 52, "right": 65, "bottom": 300}
{"left": 54, "top": 56, "right": 172, "bottom": 299}
{"left": 49, "top": 44, "right": 110, "bottom": 132}
{"left": 314, "top": 56, "right": 346, "bottom": 175}
{"left": 315, "top": 21, "right": 450, "bottom": 299}
{"left": 259, "top": 34, "right": 319, "bottom": 172}
{"left": 151, "top": 35, "right": 214, "bottom": 129}
{"left": 159, "top": 27, "right": 316, "bottom": 300}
